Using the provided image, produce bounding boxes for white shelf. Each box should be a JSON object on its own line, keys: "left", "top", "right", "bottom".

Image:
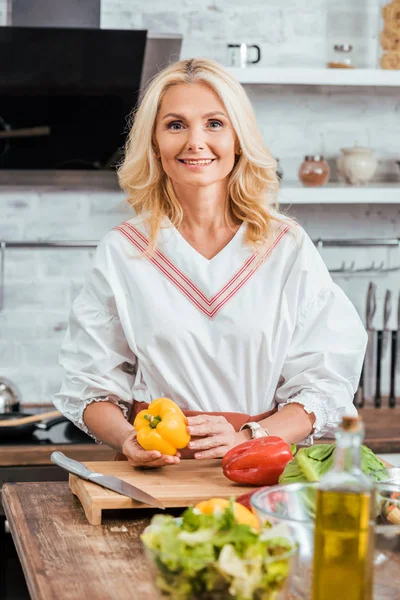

{"left": 278, "top": 183, "right": 400, "bottom": 204}
{"left": 226, "top": 67, "right": 400, "bottom": 87}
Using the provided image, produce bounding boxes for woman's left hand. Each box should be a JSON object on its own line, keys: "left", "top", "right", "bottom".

{"left": 186, "top": 415, "right": 249, "bottom": 459}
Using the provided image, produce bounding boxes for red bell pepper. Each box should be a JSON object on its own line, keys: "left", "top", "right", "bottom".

{"left": 235, "top": 488, "right": 263, "bottom": 510}
{"left": 222, "top": 436, "right": 293, "bottom": 486}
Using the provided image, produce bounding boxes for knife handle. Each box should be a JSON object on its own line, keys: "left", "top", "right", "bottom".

{"left": 50, "top": 451, "right": 93, "bottom": 480}
{"left": 375, "top": 330, "right": 383, "bottom": 408}
{"left": 389, "top": 330, "right": 397, "bottom": 408}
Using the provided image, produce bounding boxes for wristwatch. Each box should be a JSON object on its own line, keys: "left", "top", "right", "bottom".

{"left": 239, "top": 421, "right": 270, "bottom": 439}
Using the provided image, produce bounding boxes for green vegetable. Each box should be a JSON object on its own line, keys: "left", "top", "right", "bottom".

{"left": 141, "top": 501, "right": 295, "bottom": 600}
{"left": 279, "top": 443, "right": 388, "bottom": 485}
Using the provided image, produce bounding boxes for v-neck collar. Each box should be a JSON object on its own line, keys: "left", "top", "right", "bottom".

{"left": 115, "top": 219, "right": 291, "bottom": 320}
{"left": 166, "top": 218, "right": 246, "bottom": 265}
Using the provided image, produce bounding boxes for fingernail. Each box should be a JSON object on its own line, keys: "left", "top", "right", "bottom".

{"left": 187, "top": 427, "right": 193, "bottom": 433}
{"left": 195, "top": 453, "right": 202, "bottom": 459}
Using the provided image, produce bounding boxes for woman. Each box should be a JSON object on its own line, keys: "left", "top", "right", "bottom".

{"left": 53, "top": 58, "right": 367, "bottom": 468}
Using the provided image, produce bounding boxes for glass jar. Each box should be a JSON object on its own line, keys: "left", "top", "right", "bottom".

{"left": 298, "top": 155, "right": 330, "bottom": 187}
{"left": 378, "top": 0, "right": 400, "bottom": 70}
{"left": 327, "top": 44, "right": 355, "bottom": 69}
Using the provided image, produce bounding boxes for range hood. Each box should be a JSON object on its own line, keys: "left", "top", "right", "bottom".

{"left": 1, "top": 1, "right": 182, "bottom": 172}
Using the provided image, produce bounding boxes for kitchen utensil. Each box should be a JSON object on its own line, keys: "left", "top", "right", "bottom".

{"left": 382, "top": 289, "right": 392, "bottom": 358}
{"left": 51, "top": 451, "right": 165, "bottom": 511}
{"left": 0, "top": 409, "right": 61, "bottom": 427}
{"left": 391, "top": 290, "right": 400, "bottom": 408}
{"left": 375, "top": 290, "right": 391, "bottom": 408}
{"left": 389, "top": 329, "right": 397, "bottom": 408}
{"left": 362, "top": 282, "right": 377, "bottom": 406}
{"left": 251, "top": 480, "right": 400, "bottom": 600}
{"left": 0, "top": 410, "right": 66, "bottom": 440}
{"left": 65, "top": 459, "right": 258, "bottom": 525}
{"left": 0, "top": 240, "right": 5, "bottom": 311}
{"left": 0, "top": 126, "right": 51, "bottom": 139}
{"left": 0, "top": 377, "right": 21, "bottom": 413}
{"left": 375, "top": 329, "right": 383, "bottom": 408}
{"left": 227, "top": 43, "right": 261, "bottom": 68}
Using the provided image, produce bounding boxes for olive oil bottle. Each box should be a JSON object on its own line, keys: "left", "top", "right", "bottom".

{"left": 312, "top": 417, "right": 375, "bottom": 600}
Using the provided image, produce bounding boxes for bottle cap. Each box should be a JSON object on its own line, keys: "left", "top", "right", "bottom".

{"left": 341, "top": 416, "right": 362, "bottom": 432}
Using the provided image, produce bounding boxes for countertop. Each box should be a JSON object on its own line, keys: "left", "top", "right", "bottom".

{"left": 0, "top": 443, "right": 115, "bottom": 467}
{"left": 2, "top": 482, "right": 157, "bottom": 600}
{"left": 1, "top": 407, "right": 399, "bottom": 467}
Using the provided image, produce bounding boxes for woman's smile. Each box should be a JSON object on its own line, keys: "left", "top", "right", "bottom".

{"left": 177, "top": 157, "right": 216, "bottom": 170}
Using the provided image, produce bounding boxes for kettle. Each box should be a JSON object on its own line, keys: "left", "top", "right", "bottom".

{"left": 0, "top": 377, "right": 21, "bottom": 413}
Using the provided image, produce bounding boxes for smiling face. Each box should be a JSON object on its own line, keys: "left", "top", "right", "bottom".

{"left": 154, "top": 82, "right": 238, "bottom": 190}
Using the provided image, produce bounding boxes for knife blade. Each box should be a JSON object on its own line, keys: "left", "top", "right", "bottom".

{"left": 362, "top": 282, "right": 377, "bottom": 407}
{"left": 397, "top": 291, "right": 400, "bottom": 376}
{"left": 50, "top": 451, "right": 165, "bottom": 510}
{"left": 389, "top": 329, "right": 397, "bottom": 408}
{"left": 382, "top": 289, "right": 392, "bottom": 359}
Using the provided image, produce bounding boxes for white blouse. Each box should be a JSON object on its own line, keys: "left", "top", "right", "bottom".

{"left": 53, "top": 214, "right": 367, "bottom": 443}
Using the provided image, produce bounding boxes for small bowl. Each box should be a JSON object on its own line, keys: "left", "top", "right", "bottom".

{"left": 143, "top": 534, "right": 298, "bottom": 599}
{"left": 251, "top": 481, "right": 400, "bottom": 600}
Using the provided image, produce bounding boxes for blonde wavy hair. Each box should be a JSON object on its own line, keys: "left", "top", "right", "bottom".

{"left": 118, "top": 57, "right": 285, "bottom": 251}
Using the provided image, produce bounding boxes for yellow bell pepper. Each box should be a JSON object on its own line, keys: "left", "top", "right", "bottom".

{"left": 134, "top": 397, "right": 191, "bottom": 456}
{"left": 195, "top": 498, "right": 260, "bottom": 531}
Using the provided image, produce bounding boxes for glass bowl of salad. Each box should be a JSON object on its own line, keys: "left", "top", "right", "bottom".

{"left": 141, "top": 501, "right": 298, "bottom": 600}
{"left": 251, "top": 481, "right": 400, "bottom": 600}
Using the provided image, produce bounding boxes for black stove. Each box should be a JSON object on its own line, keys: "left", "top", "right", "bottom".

{"left": 1, "top": 420, "right": 96, "bottom": 446}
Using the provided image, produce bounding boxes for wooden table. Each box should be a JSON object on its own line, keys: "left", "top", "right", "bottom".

{"left": 2, "top": 482, "right": 158, "bottom": 600}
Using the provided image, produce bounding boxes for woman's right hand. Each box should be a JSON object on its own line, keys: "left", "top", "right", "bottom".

{"left": 121, "top": 430, "right": 181, "bottom": 468}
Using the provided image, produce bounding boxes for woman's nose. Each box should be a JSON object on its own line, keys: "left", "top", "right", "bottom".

{"left": 185, "top": 127, "right": 206, "bottom": 152}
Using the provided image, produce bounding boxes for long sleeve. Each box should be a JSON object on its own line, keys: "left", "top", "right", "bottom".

{"left": 275, "top": 280, "right": 367, "bottom": 440}
{"left": 272, "top": 227, "right": 368, "bottom": 441}
{"left": 53, "top": 235, "right": 141, "bottom": 440}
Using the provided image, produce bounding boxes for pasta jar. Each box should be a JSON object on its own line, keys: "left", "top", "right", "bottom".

{"left": 378, "top": 0, "right": 400, "bottom": 69}
{"left": 298, "top": 155, "right": 330, "bottom": 187}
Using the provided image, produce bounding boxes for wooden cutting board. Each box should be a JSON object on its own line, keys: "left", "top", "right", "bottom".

{"left": 69, "top": 459, "right": 256, "bottom": 525}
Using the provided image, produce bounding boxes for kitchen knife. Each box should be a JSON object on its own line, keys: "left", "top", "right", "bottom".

{"left": 50, "top": 451, "right": 165, "bottom": 510}
{"left": 375, "top": 290, "right": 391, "bottom": 408}
{"left": 381, "top": 290, "right": 392, "bottom": 360}
{"left": 388, "top": 329, "right": 397, "bottom": 408}
{"left": 362, "top": 282, "right": 377, "bottom": 407}
{"left": 375, "top": 329, "right": 383, "bottom": 408}
{"left": 397, "top": 291, "right": 400, "bottom": 377}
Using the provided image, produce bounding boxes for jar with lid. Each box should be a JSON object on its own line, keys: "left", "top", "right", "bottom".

{"left": 298, "top": 155, "right": 330, "bottom": 187}
{"left": 327, "top": 44, "right": 355, "bottom": 69}
{"left": 378, "top": 0, "right": 400, "bottom": 70}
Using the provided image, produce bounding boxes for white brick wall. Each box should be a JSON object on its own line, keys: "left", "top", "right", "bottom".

{"left": 0, "top": 0, "right": 399, "bottom": 404}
